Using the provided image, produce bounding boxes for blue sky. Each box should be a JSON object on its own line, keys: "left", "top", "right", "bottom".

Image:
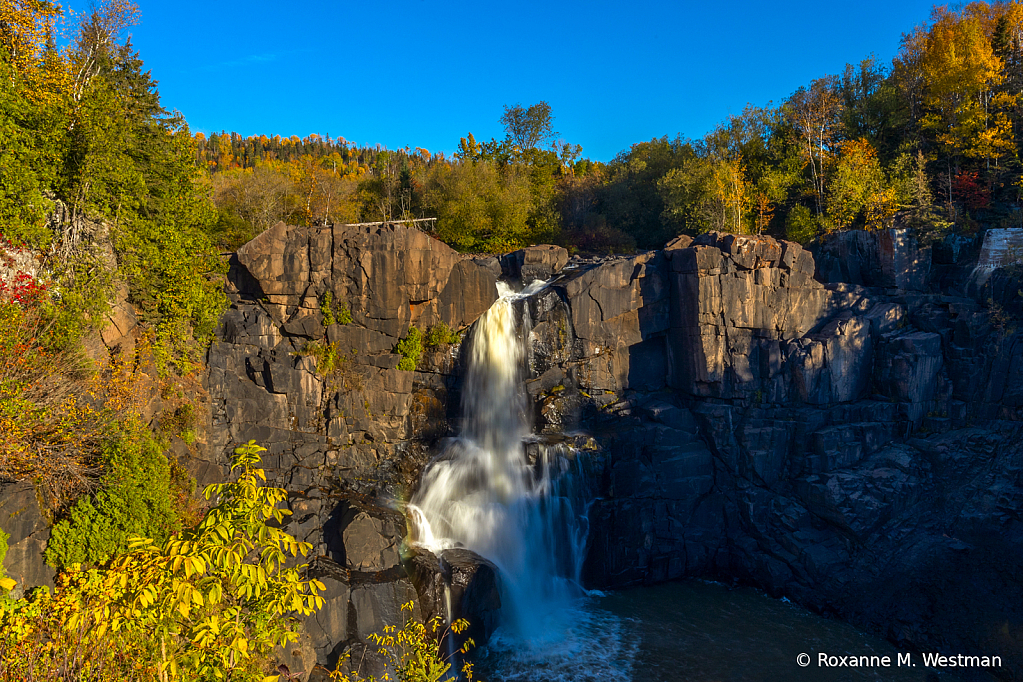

{"left": 117, "top": 0, "right": 939, "bottom": 161}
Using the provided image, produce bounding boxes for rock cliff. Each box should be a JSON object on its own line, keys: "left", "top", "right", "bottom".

{"left": 206, "top": 222, "right": 502, "bottom": 674}
{"left": 15, "top": 219, "right": 1012, "bottom": 679}
{"left": 204, "top": 222, "right": 1022, "bottom": 678}
{"left": 517, "top": 229, "right": 1022, "bottom": 679}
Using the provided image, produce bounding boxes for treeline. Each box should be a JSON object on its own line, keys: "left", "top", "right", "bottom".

{"left": 595, "top": 2, "right": 1023, "bottom": 249}
{"left": 201, "top": 2, "right": 1023, "bottom": 254}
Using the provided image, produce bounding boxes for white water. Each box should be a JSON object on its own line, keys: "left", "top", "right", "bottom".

{"left": 967, "top": 227, "right": 1023, "bottom": 293}
{"left": 407, "top": 280, "right": 592, "bottom": 640}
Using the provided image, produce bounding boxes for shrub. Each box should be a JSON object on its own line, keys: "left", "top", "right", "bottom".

{"left": 319, "top": 291, "right": 352, "bottom": 327}
{"left": 0, "top": 441, "right": 326, "bottom": 682}
{"left": 320, "top": 291, "right": 336, "bottom": 326}
{"left": 424, "top": 322, "right": 460, "bottom": 347}
{"left": 394, "top": 327, "right": 423, "bottom": 371}
{"left": 300, "top": 342, "right": 362, "bottom": 392}
{"left": 331, "top": 601, "right": 475, "bottom": 682}
{"left": 45, "top": 418, "right": 178, "bottom": 568}
{"left": 785, "top": 204, "right": 819, "bottom": 244}
{"left": 338, "top": 300, "right": 353, "bottom": 325}
{"left": 0, "top": 272, "right": 129, "bottom": 510}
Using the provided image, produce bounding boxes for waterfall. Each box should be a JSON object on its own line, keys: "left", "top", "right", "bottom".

{"left": 407, "top": 281, "right": 590, "bottom": 640}
{"left": 967, "top": 227, "right": 1023, "bottom": 294}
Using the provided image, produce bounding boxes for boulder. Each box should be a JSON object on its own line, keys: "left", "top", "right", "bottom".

{"left": 342, "top": 511, "right": 401, "bottom": 572}
{"left": 501, "top": 244, "right": 570, "bottom": 282}
{"left": 406, "top": 547, "right": 502, "bottom": 650}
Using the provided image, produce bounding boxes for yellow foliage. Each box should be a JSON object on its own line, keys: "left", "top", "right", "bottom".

{"left": 920, "top": 6, "right": 1012, "bottom": 160}
{"left": 331, "top": 601, "right": 476, "bottom": 682}
{"left": 0, "top": 442, "right": 324, "bottom": 682}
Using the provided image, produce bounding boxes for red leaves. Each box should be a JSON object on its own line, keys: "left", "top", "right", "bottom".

{"left": 952, "top": 170, "right": 991, "bottom": 211}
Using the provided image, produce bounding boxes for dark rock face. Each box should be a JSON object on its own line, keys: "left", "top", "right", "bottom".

{"left": 814, "top": 228, "right": 931, "bottom": 292}
{"left": 0, "top": 482, "right": 55, "bottom": 598}
{"left": 501, "top": 244, "right": 569, "bottom": 283}
{"left": 516, "top": 229, "right": 1023, "bottom": 678}
{"left": 199, "top": 221, "right": 1021, "bottom": 679}
{"left": 407, "top": 547, "right": 502, "bottom": 651}
{"left": 208, "top": 222, "right": 498, "bottom": 677}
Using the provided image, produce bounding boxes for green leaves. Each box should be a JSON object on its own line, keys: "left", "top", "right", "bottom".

{"left": 45, "top": 418, "right": 178, "bottom": 568}
{"left": 394, "top": 326, "right": 423, "bottom": 372}
{"left": 2, "top": 440, "right": 325, "bottom": 681}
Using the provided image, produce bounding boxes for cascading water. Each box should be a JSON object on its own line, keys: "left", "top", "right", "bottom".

{"left": 407, "top": 281, "right": 591, "bottom": 638}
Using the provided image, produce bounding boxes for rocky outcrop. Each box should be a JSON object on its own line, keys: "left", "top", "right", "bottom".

{"left": 0, "top": 482, "right": 55, "bottom": 599}
{"left": 813, "top": 228, "right": 931, "bottom": 292}
{"left": 501, "top": 244, "right": 570, "bottom": 283}
{"left": 208, "top": 222, "right": 499, "bottom": 676}
{"left": 515, "top": 229, "right": 1023, "bottom": 677}
{"left": 200, "top": 220, "right": 1021, "bottom": 678}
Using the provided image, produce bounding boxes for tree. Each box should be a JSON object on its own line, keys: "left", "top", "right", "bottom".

{"left": 422, "top": 159, "right": 532, "bottom": 252}
{"left": 787, "top": 76, "right": 843, "bottom": 217}
{"left": 824, "top": 138, "right": 897, "bottom": 232}
{"left": 500, "top": 101, "right": 557, "bottom": 151}
{"left": 838, "top": 56, "right": 907, "bottom": 161}
{"left": 919, "top": 7, "right": 1011, "bottom": 174}
{"left": 600, "top": 136, "right": 696, "bottom": 247}
{"left": 0, "top": 0, "right": 63, "bottom": 82}
{"left": 68, "top": 0, "right": 140, "bottom": 103}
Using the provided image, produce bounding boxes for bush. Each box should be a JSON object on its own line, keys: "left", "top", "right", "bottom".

{"left": 331, "top": 601, "right": 475, "bottom": 682}
{"left": 45, "top": 419, "right": 178, "bottom": 568}
{"left": 319, "top": 291, "right": 352, "bottom": 327}
{"left": 785, "top": 204, "right": 819, "bottom": 244}
{"left": 0, "top": 272, "right": 123, "bottom": 510}
{"left": 300, "top": 342, "right": 362, "bottom": 393}
{"left": 0, "top": 441, "right": 326, "bottom": 682}
{"left": 424, "top": 322, "right": 460, "bottom": 347}
{"left": 394, "top": 327, "right": 423, "bottom": 371}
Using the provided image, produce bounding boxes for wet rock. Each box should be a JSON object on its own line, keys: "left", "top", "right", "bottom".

{"left": 406, "top": 547, "right": 502, "bottom": 649}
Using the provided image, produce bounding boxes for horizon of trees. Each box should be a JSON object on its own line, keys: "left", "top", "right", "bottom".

{"left": 195, "top": 2, "right": 1023, "bottom": 254}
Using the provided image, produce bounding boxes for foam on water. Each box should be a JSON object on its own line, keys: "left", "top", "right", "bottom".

{"left": 477, "top": 598, "right": 639, "bottom": 682}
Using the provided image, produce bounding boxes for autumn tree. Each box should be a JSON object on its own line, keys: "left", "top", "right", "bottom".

{"left": 824, "top": 138, "right": 898, "bottom": 232}
{"left": 920, "top": 7, "right": 1010, "bottom": 173}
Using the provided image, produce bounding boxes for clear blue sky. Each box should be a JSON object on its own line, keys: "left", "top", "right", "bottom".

{"left": 112, "top": 0, "right": 939, "bottom": 162}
